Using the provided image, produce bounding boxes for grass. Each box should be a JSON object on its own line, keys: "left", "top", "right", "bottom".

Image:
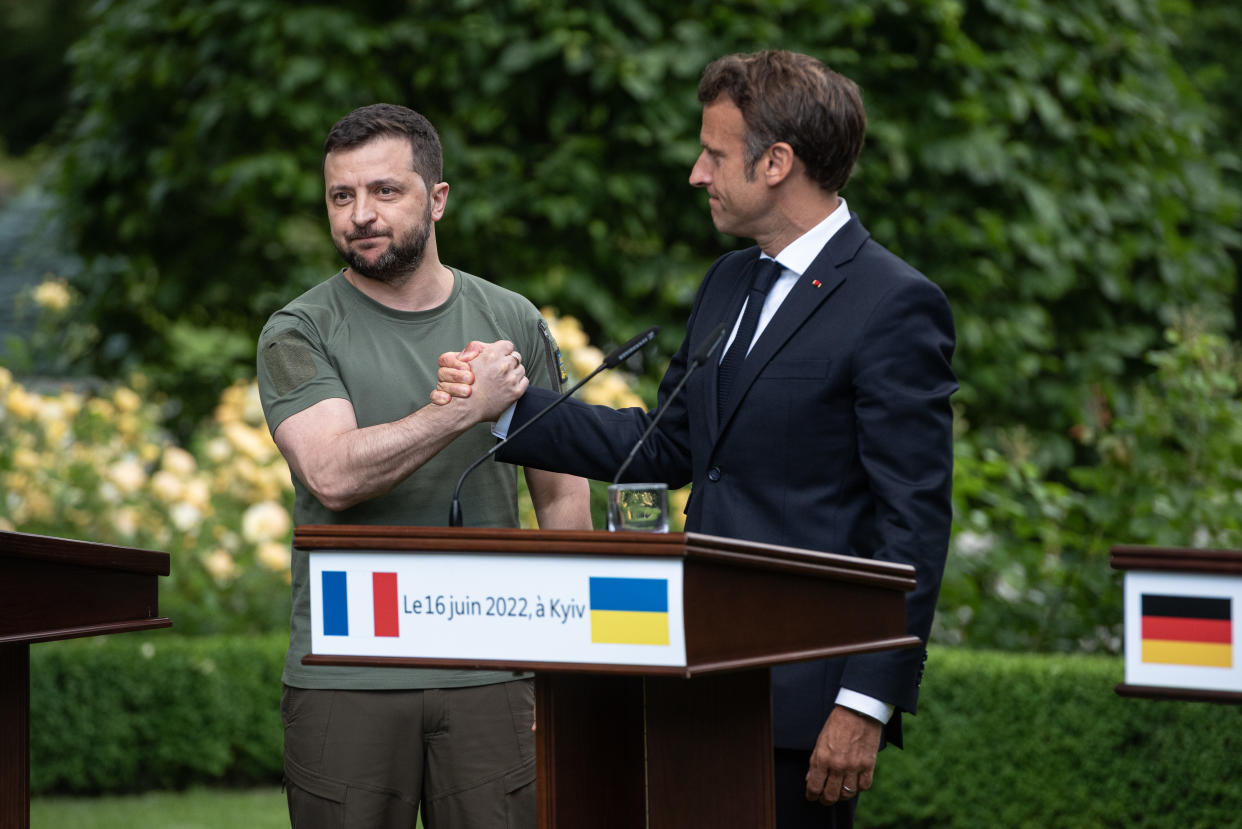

{"left": 32, "top": 787, "right": 289, "bottom": 829}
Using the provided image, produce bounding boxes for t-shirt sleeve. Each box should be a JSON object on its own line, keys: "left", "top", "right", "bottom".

{"left": 256, "top": 316, "right": 349, "bottom": 434}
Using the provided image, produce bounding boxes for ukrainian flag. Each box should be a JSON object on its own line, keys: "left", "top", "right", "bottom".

{"left": 590, "top": 577, "right": 669, "bottom": 645}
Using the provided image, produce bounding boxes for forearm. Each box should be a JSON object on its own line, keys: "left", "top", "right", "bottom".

{"left": 279, "top": 341, "right": 528, "bottom": 512}
{"left": 526, "top": 468, "right": 593, "bottom": 529}
{"left": 498, "top": 389, "right": 692, "bottom": 487}
{"left": 281, "top": 399, "right": 476, "bottom": 512}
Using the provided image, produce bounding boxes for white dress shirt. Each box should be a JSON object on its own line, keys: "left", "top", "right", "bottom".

{"left": 721, "top": 197, "right": 852, "bottom": 358}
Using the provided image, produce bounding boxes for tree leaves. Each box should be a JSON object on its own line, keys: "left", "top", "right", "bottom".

{"left": 47, "top": 0, "right": 1237, "bottom": 446}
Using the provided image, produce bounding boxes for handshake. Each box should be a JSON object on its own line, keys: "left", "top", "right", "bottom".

{"left": 429, "top": 340, "right": 520, "bottom": 420}
{"left": 431, "top": 325, "right": 658, "bottom": 426}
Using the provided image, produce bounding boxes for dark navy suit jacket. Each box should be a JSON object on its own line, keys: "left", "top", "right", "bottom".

{"left": 498, "top": 214, "right": 957, "bottom": 750}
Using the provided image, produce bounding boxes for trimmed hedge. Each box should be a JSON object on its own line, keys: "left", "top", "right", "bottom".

{"left": 30, "top": 637, "right": 1242, "bottom": 826}
{"left": 30, "top": 633, "right": 286, "bottom": 794}
{"left": 863, "top": 649, "right": 1242, "bottom": 828}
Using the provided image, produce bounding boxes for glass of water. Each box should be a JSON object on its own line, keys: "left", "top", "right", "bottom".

{"left": 606, "top": 483, "right": 669, "bottom": 532}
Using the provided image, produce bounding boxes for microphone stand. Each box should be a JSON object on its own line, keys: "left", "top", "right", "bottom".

{"left": 611, "top": 322, "right": 729, "bottom": 485}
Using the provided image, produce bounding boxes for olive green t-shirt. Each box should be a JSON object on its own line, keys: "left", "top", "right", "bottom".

{"left": 257, "top": 267, "right": 563, "bottom": 690}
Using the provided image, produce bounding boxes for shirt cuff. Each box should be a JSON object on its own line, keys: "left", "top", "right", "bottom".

{"left": 834, "top": 689, "right": 895, "bottom": 724}
{"left": 491, "top": 403, "right": 516, "bottom": 439}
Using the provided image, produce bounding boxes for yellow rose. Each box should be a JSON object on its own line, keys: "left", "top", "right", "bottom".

{"left": 113, "top": 387, "right": 142, "bottom": 414}
{"left": 6, "top": 386, "right": 38, "bottom": 420}
{"left": 57, "top": 390, "right": 83, "bottom": 418}
{"left": 21, "top": 490, "right": 53, "bottom": 523}
{"left": 86, "top": 398, "right": 116, "bottom": 419}
{"left": 150, "top": 470, "right": 184, "bottom": 502}
{"left": 117, "top": 413, "right": 141, "bottom": 437}
{"left": 257, "top": 541, "right": 292, "bottom": 573}
{"left": 181, "top": 477, "right": 212, "bottom": 510}
{"left": 570, "top": 346, "right": 606, "bottom": 378}
{"left": 33, "top": 279, "right": 72, "bottom": 312}
{"left": 215, "top": 383, "right": 246, "bottom": 424}
{"left": 13, "top": 448, "right": 41, "bottom": 471}
{"left": 242, "top": 381, "right": 267, "bottom": 426}
{"left": 169, "top": 502, "right": 203, "bottom": 532}
{"left": 34, "top": 395, "right": 69, "bottom": 426}
{"left": 43, "top": 418, "right": 68, "bottom": 444}
{"left": 224, "top": 422, "right": 276, "bottom": 463}
{"left": 544, "top": 312, "right": 589, "bottom": 351}
{"left": 205, "top": 436, "right": 232, "bottom": 464}
{"left": 161, "top": 446, "right": 198, "bottom": 477}
{"left": 242, "top": 500, "right": 292, "bottom": 543}
{"left": 203, "top": 549, "right": 236, "bottom": 582}
{"left": 270, "top": 465, "right": 294, "bottom": 492}
{"left": 113, "top": 507, "right": 139, "bottom": 537}
{"left": 107, "top": 458, "right": 147, "bottom": 495}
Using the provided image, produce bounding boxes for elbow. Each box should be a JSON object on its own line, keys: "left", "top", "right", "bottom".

{"left": 315, "top": 491, "right": 357, "bottom": 513}
{"left": 300, "top": 470, "right": 361, "bottom": 513}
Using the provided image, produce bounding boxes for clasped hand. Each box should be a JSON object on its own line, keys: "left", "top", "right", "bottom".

{"left": 429, "top": 340, "right": 520, "bottom": 419}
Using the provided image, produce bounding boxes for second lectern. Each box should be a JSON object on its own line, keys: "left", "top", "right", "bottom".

{"left": 296, "top": 525, "right": 919, "bottom": 829}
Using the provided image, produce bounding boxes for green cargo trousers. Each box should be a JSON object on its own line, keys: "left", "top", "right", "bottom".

{"left": 282, "top": 679, "right": 536, "bottom": 829}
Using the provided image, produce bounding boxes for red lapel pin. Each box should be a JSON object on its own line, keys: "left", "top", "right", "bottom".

{"left": 811, "top": 279, "right": 822, "bottom": 288}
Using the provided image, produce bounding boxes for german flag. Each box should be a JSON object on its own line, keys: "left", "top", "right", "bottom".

{"left": 1141, "top": 594, "right": 1232, "bottom": 668}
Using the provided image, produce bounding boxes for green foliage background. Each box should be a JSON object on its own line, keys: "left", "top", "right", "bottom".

{"left": 51, "top": 0, "right": 1238, "bottom": 437}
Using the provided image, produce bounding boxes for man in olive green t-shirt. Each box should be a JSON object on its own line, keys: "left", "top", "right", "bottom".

{"left": 256, "top": 103, "right": 591, "bottom": 829}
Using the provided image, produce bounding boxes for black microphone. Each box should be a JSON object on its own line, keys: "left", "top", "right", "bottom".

{"left": 611, "top": 321, "right": 728, "bottom": 485}
{"left": 449, "top": 325, "right": 660, "bottom": 526}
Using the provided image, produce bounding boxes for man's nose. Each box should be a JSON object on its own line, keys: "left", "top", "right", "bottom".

{"left": 351, "top": 195, "right": 377, "bottom": 226}
{"left": 689, "top": 152, "right": 710, "bottom": 188}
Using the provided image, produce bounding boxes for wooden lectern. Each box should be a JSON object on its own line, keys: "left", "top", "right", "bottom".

{"left": 297, "top": 525, "right": 919, "bottom": 828}
{"left": 0, "top": 531, "right": 171, "bottom": 829}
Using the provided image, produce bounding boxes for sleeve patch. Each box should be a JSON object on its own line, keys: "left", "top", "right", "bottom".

{"left": 262, "top": 329, "right": 318, "bottom": 396}
{"left": 537, "top": 318, "right": 567, "bottom": 392}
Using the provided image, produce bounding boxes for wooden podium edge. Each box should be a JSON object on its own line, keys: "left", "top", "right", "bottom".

{"left": 1, "top": 530, "right": 170, "bottom": 576}
{"left": 1115, "top": 683, "right": 1242, "bottom": 705}
{"left": 1110, "top": 544, "right": 1242, "bottom": 574}
{"left": 302, "top": 635, "right": 922, "bottom": 677}
{"left": 293, "top": 525, "right": 917, "bottom": 591}
{"left": 0, "top": 617, "right": 172, "bottom": 647}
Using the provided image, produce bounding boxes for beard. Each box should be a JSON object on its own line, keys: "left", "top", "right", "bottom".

{"left": 336, "top": 203, "right": 433, "bottom": 286}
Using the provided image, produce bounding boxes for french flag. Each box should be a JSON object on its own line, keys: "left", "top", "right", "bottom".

{"left": 322, "top": 570, "right": 399, "bottom": 637}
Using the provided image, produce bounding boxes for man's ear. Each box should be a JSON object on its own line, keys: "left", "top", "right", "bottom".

{"left": 431, "top": 181, "right": 450, "bottom": 220}
{"left": 763, "top": 142, "right": 796, "bottom": 186}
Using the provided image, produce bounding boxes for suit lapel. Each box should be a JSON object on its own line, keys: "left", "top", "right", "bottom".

{"left": 716, "top": 215, "right": 870, "bottom": 435}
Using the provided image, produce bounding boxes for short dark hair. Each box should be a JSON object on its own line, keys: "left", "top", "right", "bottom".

{"left": 323, "top": 103, "right": 443, "bottom": 187}
{"left": 697, "top": 51, "right": 865, "bottom": 193}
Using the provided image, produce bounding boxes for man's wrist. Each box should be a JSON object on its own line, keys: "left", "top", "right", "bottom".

{"left": 834, "top": 689, "right": 894, "bottom": 724}
{"left": 491, "top": 402, "right": 516, "bottom": 439}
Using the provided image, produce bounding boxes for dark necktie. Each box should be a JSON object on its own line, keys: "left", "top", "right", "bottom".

{"left": 717, "top": 257, "right": 782, "bottom": 417}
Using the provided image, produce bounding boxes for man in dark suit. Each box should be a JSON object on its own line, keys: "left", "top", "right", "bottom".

{"left": 434, "top": 50, "right": 956, "bottom": 827}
